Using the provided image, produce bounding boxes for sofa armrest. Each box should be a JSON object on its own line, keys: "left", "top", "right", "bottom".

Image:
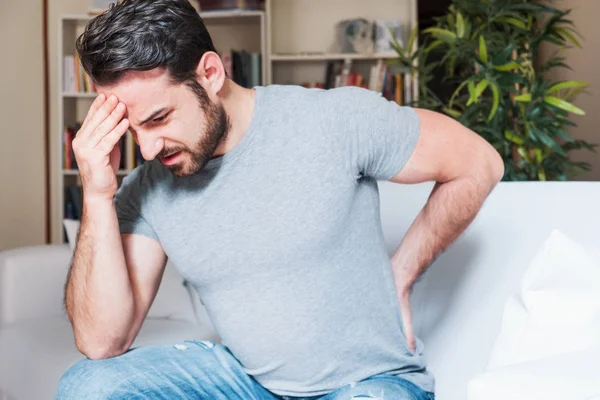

{"left": 468, "top": 348, "right": 600, "bottom": 400}
{"left": 0, "top": 244, "right": 72, "bottom": 326}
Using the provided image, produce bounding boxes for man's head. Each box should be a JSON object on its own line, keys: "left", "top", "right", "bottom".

{"left": 76, "top": 0, "right": 231, "bottom": 177}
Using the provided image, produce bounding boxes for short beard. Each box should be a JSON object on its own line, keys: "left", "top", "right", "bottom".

{"left": 161, "top": 79, "right": 231, "bottom": 177}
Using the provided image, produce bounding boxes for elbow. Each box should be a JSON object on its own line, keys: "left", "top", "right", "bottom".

{"left": 476, "top": 141, "right": 504, "bottom": 188}
{"left": 486, "top": 146, "right": 505, "bottom": 185}
{"left": 74, "top": 335, "right": 130, "bottom": 360}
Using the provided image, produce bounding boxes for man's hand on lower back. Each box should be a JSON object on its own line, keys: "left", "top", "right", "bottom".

{"left": 397, "top": 286, "right": 416, "bottom": 354}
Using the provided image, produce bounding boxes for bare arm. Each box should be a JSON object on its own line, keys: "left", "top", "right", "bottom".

{"left": 64, "top": 94, "right": 166, "bottom": 360}
{"left": 65, "top": 207, "right": 166, "bottom": 360}
{"left": 390, "top": 108, "right": 504, "bottom": 351}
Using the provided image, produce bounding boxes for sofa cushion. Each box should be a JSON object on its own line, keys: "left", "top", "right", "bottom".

{"left": 468, "top": 348, "right": 600, "bottom": 400}
{"left": 0, "top": 245, "right": 72, "bottom": 325}
{"left": 486, "top": 229, "right": 600, "bottom": 370}
{"left": 0, "top": 316, "right": 218, "bottom": 400}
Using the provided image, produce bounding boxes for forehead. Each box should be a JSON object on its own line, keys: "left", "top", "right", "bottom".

{"left": 96, "top": 69, "right": 174, "bottom": 121}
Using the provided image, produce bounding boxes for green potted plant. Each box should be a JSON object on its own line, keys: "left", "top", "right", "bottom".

{"left": 390, "top": 0, "right": 596, "bottom": 181}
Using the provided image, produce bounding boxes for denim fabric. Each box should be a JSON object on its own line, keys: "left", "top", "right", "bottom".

{"left": 56, "top": 341, "right": 434, "bottom": 400}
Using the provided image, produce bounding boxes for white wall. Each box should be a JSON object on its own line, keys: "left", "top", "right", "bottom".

{"left": 0, "top": 1, "right": 46, "bottom": 251}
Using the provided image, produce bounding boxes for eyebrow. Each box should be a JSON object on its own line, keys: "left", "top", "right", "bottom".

{"left": 138, "top": 107, "right": 168, "bottom": 126}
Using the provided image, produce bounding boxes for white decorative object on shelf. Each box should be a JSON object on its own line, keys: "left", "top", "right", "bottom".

{"left": 374, "top": 20, "right": 405, "bottom": 53}
{"left": 332, "top": 18, "right": 375, "bottom": 55}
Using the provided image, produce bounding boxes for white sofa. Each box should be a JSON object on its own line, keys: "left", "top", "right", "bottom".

{"left": 1, "top": 181, "right": 599, "bottom": 400}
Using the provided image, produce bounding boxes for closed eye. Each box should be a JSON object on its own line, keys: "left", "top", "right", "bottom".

{"left": 153, "top": 114, "right": 168, "bottom": 122}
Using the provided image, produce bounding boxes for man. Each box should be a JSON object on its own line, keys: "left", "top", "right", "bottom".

{"left": 56, "top": 0, "right": 504, "bottom": 399}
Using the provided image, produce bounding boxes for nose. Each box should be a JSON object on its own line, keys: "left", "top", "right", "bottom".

{"left": 135, "top": 132, "right": 164, "bottom": 161}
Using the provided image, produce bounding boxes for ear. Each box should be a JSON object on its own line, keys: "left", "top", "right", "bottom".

{"left": 196, "top": 51, "right": 226, "bottom": 95}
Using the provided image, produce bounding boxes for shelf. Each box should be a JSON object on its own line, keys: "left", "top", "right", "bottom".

{"left": 62, "top": 92, "right": 98, "bottom": 99}
{"left": 199, "top": 10, "right": 264, "bottom": 19}
{"left": 270, "top": 52, "right": 399, "bottom": 62}
{"left": 63, "top": 170, "right": 130, "bottom": 176}
{"left": 67, "top": 9, "right": 264, "bottom": 22}
{"left": 61, "top": 14, "right": 92, "bottom": 22}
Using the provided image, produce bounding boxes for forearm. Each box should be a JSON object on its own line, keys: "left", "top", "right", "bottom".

{"left": 391, "top": 172, "right": 497, "bottom": 293}
{"left": 65, "top": 197, "right": 135, "bottom": 359}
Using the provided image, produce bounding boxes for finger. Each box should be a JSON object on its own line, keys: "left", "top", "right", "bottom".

{"left": 90, "top": 102, "right": 127, "bottom": 147}
{"left": 109, "top": 140, "right": 122, "bottom": 172}
{"left": 81, "top": 93, "right": 106, "bottom": 128}
{"left": 96, "top": 118, "right": 129, "bottom": 154}
{"left": 82, "top": 94, "right": 120, "bottom": 139}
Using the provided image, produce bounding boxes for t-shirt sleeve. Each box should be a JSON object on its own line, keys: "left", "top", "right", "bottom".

{"left": 113, "top": 167, "right": 159, "bottom": 241}
{"left": 319, "top": 86, "right": 421, "bottom": 181}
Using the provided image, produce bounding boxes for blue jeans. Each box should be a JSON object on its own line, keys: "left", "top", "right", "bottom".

{"left": 56, "top": 340, "right": 434, "bottom": 400}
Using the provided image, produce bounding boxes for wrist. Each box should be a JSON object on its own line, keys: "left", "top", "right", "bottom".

{"left": 82, "top": 193, "right": 115, "bottom": 210}
{"left": 392, "top": 268, "right": 414, "bottom": 297}
{"left": 397, "top": 283, "right": 413, "bottom": 297}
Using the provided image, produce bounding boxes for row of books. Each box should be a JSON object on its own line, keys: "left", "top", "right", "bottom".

{"left": 63, "top": 50, "right": 261, "bottom": 93}
{"left": 370, "top": 62, "right": 412, "bottom": 105}
{"left": 301, "top": 60, "right": 411, "bottom": 105}
{"left": 222, "top": 50, "right": 262, "bottom": 88}
{"left": 63, "top": 54, "right": 96, "bottom": 93}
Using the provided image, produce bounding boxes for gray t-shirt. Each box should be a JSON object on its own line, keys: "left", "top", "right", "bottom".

{"left": 114, "top": 84, "right": 434, "bottom": 396}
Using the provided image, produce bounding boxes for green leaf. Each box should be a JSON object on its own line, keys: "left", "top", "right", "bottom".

{"left": 505, "top": 130, "right": 524, "bottom": 145}
{"left": 547, "top": 80, "right": 588, "bottom": 94}
{"left": 538, "top": 168, "right": 547, "bottom": 181}
{"left": 496, "top": 16, "right": 527, "bottom": 29}
{"left": 557, "top": 27, "right": 582, "bottom": 48}
{"left": 390, "top": 40, "right": 404, "bottom": 57}
{"left": 479, "top": 36, "right": 488, "bottom": 63}
{"left": 449, "top": 80, "right": 468, "bottom": 108}
{"left": 467, "top": 81, "right": 477, "bottom": 105}
{"left": 515, "top": 93, "right": 532, "bottom": 102}
{"left": 389, "top": 28, "right": 405, "bottom": 56}
{"left": 408, "top": 26, "right": 418, "bottom": 54}
{"left": 489, "top": 83, "right": 500, "bottom": 121}
{"left": 544, "top": 96, "right": 586, "bottom": 115}
{"left": 493, "top": 62, "right": 521, "bottom": 72}
{"left": 555, "top": 128, "right": 575, "bottom": 142}
{"left": 475, "top": 80, "right": 489, "bottom": 98}
{"left": 443, "top": 108, "right": 462, "bottom": 118}
{"left": 517, "top": 147, "right": 531, "bottom": 163}
{"left": 534, "top": 148, "right": 544, "bottom": 163}
{"left": 534, "top": 128, "right": 566, "bottom": 156}
{"left": 565, "top": 86, "right": 588, "bottom": 101}
{"left": 424, "top": 39, "right": 444, "bottom": 53}
{"left": 423, "top": 27, "right": 457, "bottom": 42}
{"left": 456, "top": 12, "right": 465, "bottom": 38}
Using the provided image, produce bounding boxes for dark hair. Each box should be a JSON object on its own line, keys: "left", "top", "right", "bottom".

{"left": 76, "top": 0, "right": 217, "bottom": 87}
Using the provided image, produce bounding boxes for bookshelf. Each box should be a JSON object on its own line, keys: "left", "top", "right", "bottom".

{"left": 54, "top": 10, "right": 267, "bottom": 243}
{"left": 265, "top": 0, "right": 417, "bottom": 97}
{"left": 53, "top": 0, "right": 416, "bottom": 244}
{"left": 269, "top": 52, "right": 398, "bottom": 62}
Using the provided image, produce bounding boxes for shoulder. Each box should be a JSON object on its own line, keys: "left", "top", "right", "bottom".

{"left": 317, "top": 86, "right": 394, "bottom": 112}
{"left": 259, "top": 84, "right": 323, "bottom": 104}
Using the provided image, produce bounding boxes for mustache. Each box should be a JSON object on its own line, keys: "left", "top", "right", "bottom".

{"left": 157, "top": 146, "right": 186, "bottom": 158}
